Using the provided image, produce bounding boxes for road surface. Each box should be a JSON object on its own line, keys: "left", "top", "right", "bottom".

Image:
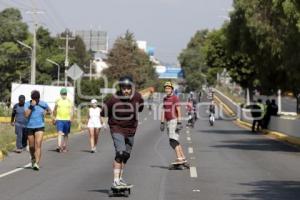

{"left": 0, "top": 97, "right": 300, "bottom": 200}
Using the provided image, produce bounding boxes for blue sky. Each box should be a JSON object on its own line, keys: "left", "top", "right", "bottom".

{"left": 0, "top": 0, "right": 233, "bottom": 64}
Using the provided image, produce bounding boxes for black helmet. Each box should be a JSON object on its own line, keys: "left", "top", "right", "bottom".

{"left": 119, "top": 76, "right": 133, "bottom": 88}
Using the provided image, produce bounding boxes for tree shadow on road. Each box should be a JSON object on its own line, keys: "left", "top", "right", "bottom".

{"left": 231, "top": 180, "right": 300, "bottom": 200}
{"left": 211, "top": 138, "right": 300, "bottom": 152}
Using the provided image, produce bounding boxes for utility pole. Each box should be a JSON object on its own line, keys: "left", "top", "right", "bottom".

{"left": 26, "top": 0, "right": 44, "bottom": 84}
{"left": 60, "top": 29, "right": 75, "bottom": 86}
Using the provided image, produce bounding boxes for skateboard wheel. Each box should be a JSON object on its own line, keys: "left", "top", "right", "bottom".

{"left": 124, "top": 190, "right": 129, "bottom": 197}
{"left": 108, "top": 190, "right": 113, "bottom": 197}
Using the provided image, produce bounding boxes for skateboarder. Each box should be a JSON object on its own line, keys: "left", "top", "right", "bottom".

{"left": 101, "top": 76, "right": 144, "bottom": 188}
{"left": 160, "top": 81, "right": 187, "bottom": 164}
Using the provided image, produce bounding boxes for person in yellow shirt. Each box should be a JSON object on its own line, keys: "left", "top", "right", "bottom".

{"left": 53, "top": 88, "right": 74, "bottom": 153}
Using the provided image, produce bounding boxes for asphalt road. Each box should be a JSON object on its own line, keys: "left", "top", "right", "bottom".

{"left": 1, "top": 97, "right": 300, "bottom": 200}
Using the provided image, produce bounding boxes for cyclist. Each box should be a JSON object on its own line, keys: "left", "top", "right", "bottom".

{"left": 186, "top": 98, "right": 195, "bottom": 127}
{"left": 209, "top": 101, "right": 216, "bottom": 126}
{"left": 101, "top": 76, "right": 144, "bottom": 188}
{"left": 160, "top": 81, "right": 187, "bottom": 164}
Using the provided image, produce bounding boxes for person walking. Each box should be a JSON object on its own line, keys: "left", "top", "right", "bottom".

{"left": 87, "top": 99, "right": 103, "bottom": 153}
{"left": 53, "top": 88, "right": 73, "bottom": 153}
{"left": 11, "top": 95, "right": 27, "bottom": 153}
{"left": 24, "top": 90, "right": 51, "bottom": 170}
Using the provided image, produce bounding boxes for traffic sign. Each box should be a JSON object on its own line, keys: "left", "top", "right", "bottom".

{"left": 67, "top": 63, "right": 83, "bottom": 80}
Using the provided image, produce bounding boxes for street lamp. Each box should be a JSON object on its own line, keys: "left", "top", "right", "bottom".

{"left": 17, "top": 40, "right": 36, "bottom": 84}
{"left": 46, "top": 59, "right": 60, "bottom": 86}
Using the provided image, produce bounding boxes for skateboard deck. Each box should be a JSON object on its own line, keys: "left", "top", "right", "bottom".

{"left": 169, "top": 161, "right": 190, "bottom": 170}
{"left": 108, "top": 185, "right": 133, "bottom": 197}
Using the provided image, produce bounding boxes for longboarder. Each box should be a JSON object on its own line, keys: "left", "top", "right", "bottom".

{"left": 101, "top": 76, "right": 144, "bottom": 196}
{"left": 160, "top": 81, "right": 188, "bottom": 169}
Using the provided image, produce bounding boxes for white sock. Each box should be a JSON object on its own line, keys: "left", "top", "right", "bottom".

{"left": 119, "top": 169, "right": 124, "bottom": 180}
{"left": 114, "top": 169, "right": 121, "bottom": 183}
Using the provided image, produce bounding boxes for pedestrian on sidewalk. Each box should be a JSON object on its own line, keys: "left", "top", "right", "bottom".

{"left": 271, "top": 99, "right": 278, "bottom": 116}
{"left": 11, "top": 95, "right": 27, "bottom": 153}
{"left": 24, "top": 90, "right": 52, "bottom": 170}
{"left": 160, "top": 81, "right": 187, "bottom": 164}
{"left": 53, "top": 88, "right": 73, "bottom": 153}
{"left": 249, "top": 100, "right": 263, "bottom": 132}
{"left": 263, "top": 99, "right": 272, "bottom": 129}
{"left": 101, "top": 76, "right": 144, "bottom": 188}
{"left": 87, "top": 99, "right": 103, "bottom": 153}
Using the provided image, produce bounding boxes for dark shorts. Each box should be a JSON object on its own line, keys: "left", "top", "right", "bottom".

{"left": 26, "top": 127, "right": 45, "bottom": 135}
{"left": 56, "top": 120, "right": 71, "bottom": 135}
{"left": 111, "top": 133, "right": 134, "bottom": 154}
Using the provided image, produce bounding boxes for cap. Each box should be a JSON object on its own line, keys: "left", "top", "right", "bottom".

{"left": 91, "top": 99, "right": 97, "bottom": 104}
{"left": 60, "top": 88, "right": 68, "bottom": 94}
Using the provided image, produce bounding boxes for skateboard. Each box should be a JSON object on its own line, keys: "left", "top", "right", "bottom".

{"left": 108, "top": 185, "right": 133, "bottom": 197}
{"left": 169, "top": 161, "right": 190, "bottom": 170}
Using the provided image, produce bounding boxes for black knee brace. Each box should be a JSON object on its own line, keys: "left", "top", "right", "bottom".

{"left": 115, "top": 151, "right": 124, "bottom": 163}
{"left": 169, "top": 139, "right": 179, "bottom": 149}
{"left": 123, "top": 152, "right": 130, "bottom": 164}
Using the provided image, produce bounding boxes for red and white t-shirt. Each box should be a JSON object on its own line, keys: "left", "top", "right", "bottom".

{"left": 163, "top": 94, "right": 179, "bottom": 121}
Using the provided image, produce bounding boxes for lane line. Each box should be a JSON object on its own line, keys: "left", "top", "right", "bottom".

{"left": 190, "top": 166, "right": 198, "bottom": 178}
{"left": 188, "top": 147, "right": 194, "bottom": 154}
{"left": 187, "top": 137, "right": 191, "bottom": 141}
{"left": 0, "top": 163, "right": 31, "bottom": 179}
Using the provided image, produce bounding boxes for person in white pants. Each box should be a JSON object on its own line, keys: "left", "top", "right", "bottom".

{"left": 87, "top": 99, "right": 103, "bottom": 153}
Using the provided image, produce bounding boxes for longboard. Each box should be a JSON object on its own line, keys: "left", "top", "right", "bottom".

{"left": 108, "top": 185, "right": 133, "bottom": 197}
{"left": 169, "top": 161, "right": 190, "bottom": 170}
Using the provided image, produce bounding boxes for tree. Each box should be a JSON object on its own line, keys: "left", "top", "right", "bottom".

{"left": 178, "top": 30, "right": 209, "bottom": 91}
{"left": 104, "top": 31, "right": 158, "bottom": 89}
{"left": 0, "top": 8, "right": 29, "bottom": 101}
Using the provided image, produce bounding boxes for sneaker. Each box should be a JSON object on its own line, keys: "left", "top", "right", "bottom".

{"left": 56, "top": 147, "right": 62, "bottom": 153}
{"left": 112, "top": 180, "right": 122, "bottom": 188}
{"left": 15, "top": 149, "right": 22, "bottom": 153}
{"left": 119, "top": 179, "right": 129, "bottom": 187}
{"left": 31, "top": 158, "right": 36, "bottom": 168}
{"left": 90, "top": 147, "right": 97, "bottom": 153}
{"left": 32, "top": 163, "right": 40, "bottom": 171}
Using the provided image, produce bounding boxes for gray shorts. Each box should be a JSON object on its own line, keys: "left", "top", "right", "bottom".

{"left": 167, "top": 119, "right": 180, "bottom": 141}
{"left": 111, "top": 133, "right": 134, "bottom": 154}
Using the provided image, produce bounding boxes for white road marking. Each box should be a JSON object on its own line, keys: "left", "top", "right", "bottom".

{"left": 190, "top": 157, "right": 196, "bottom": 160}
{"left": 144, "top": 117, "right": 147, "bottom": 120}
{"left": 0, "top": 163, "right": 31, "bottom": 179}
{"left": 186, "top": 130, "right": 190, "bottom": 134}
{"left": 190, "top": 166, "right": 198, "bottom": 178}
{"left": 188, "top": 147, "right": 194, "bottom": 154}
{"left": 187, "top": 137, "right": 191, "bottom": 141}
